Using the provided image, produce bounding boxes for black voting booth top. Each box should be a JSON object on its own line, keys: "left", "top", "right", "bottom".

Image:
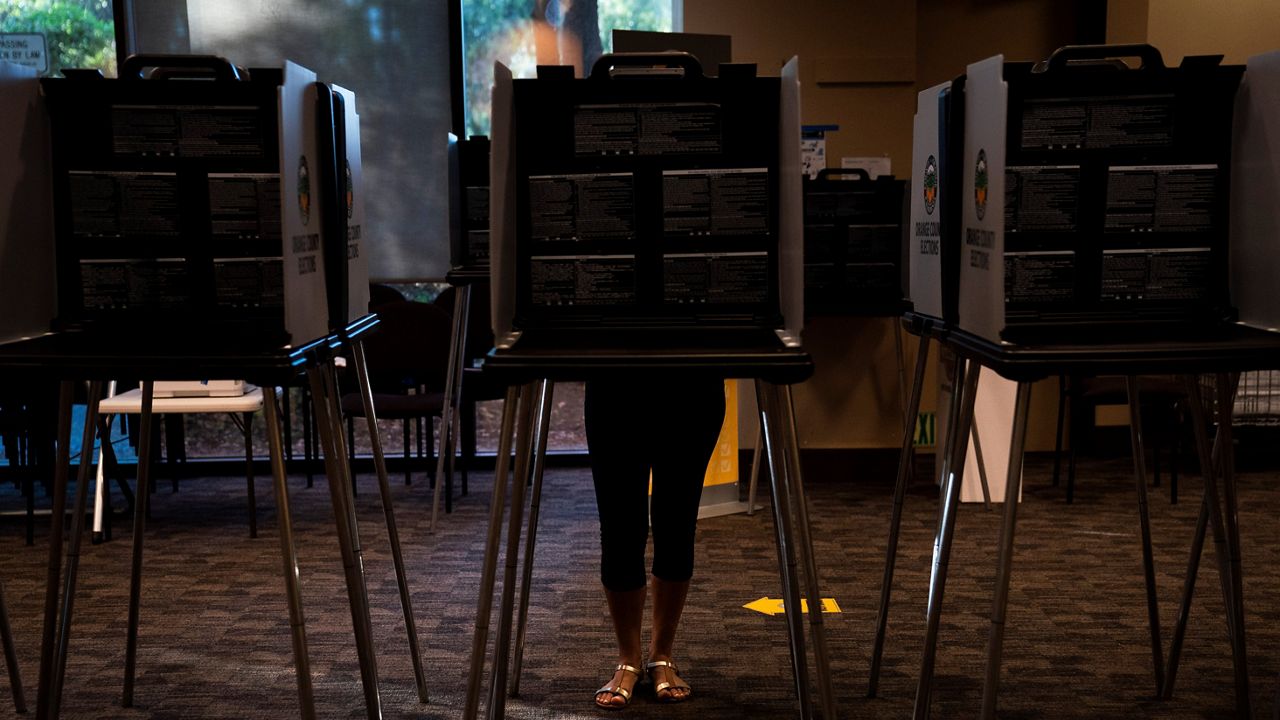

{"left": 903, "top": 311, "right": 1280, "bottom": 383}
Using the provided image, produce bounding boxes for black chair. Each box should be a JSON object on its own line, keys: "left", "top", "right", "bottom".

{"left": 1053, "top": 374, "right": 1187, "bottom": 503}
{"left": 340, "top": 299, "right": 453, "bottom": 486}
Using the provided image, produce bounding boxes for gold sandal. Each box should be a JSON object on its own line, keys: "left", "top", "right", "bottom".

{"left": 595, "top": 663, "right": 642, "bottom": 710}
{"left": 645, "top": 660, "right": 692, "bottom": 703}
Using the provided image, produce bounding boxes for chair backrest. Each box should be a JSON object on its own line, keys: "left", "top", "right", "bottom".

{"left": 360, "top": 300, "right": 452, "bottom": 393}
{"left": 368, "top": 283, "right": 407, "bottom": 312}
{"left": 433, "top": 286, "right": 495, "bottom": 366}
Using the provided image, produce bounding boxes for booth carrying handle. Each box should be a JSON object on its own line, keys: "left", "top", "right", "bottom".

{"left": 119, "top": 54, "right": 242, "bottom": 81}
{"left": 589, "top": 52, "right": 704, "bottom": 80}
{"left": 816, "top": 168, "right": 873, "bottom": 182}
{"left": 1040, "top": 43, "right": 1166, "bottom": 73}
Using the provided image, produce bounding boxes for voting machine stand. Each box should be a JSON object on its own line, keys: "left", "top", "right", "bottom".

{"left": 19, "top": 54, "right": 423, "bottom": 719}
{"left": 462, "top": 53, "right": 835, "bottom": 720}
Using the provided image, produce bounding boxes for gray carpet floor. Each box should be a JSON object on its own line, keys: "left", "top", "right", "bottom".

{"left": 0, "top": 453, "right": 1274, "bottom": 719}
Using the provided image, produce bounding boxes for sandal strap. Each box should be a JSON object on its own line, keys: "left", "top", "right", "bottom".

{"left": 595, "top": 683, "right": 633, "bottom": 702}
{"left": 647, "top": 660, "right": 691, "bottom": 695}
{"left": 645, "top": 660, "right": 678, "bottom": 673}
{"left": 615, "top": 663, "right": 642, "bottom": 677}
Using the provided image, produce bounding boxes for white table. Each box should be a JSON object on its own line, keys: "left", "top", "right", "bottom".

{"left": 97, "top": 387, "right": 265, "bottom": 538}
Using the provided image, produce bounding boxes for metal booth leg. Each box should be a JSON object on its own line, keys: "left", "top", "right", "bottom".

{"left": 36, "top": 381, "right": 74, "bottom": 720}
{"left": 264, "top": 386, "right": 316, "bottom": 719}
{"left": 754, "top": 379, "right": 812, "bottom": 720}
{"left": 488, "top": 382, "right": 539, "bottom": 720}
{"left": 777, "top": 383, "right": 836, "bottom": 720}
{"left": 869, "top": 334, "right": 930, "bottom": 697}
{"left": 308, "top": 363, "right": 382, "bottom": 719}
{"left": 893, "top": 319, "right": 917, "bottom": 494}
{"left": 464, "top": 384, "right": 521, "bottom": 720}
{"left": 122, "top": 381, "right": 155, "bottom": 707}
{"left": 45, "top": 380, "right": 103, "bottom": 719}
{"left": 0, "top": 574, "right": 25, "bottom": 713}
{"left": 979, "top": 381, "right": 1033, "bottom": 719}
{"left": 511, "top": 380, "right": 555, "bottom": 697}
{"left": 747, "top": 421, "right": 763, "bottom": 516}
{"left": 1215, "top": 372, "right": 1250, "bottom": 717}
{"left": 914, "top": 357, "right": 980, "bottom": 720}
{"left": 1161, "top": 374, "right": 1237, "bottom": 699}
{"left": 1125, "top": 376, "right": 1165, "bottom": 695}
{"left": 233, "top": 410, "right": 258, "bottom": 539}
{"left": 1176, "top": 374, "right": 1249, "bottom": 715}
{"left": 970, "top": 420, "right": 992, "bottom": 511}
{"left": 433, "top": 283, "right": 472, "bottom": 532}
{"left": 352, "top": 340, "right": 430, "bottom": 703}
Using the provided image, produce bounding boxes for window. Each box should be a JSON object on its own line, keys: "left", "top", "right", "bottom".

{"left": 0, "top": 0, "right": 117, "bottom": 78}
{"left": 462, "top": 0, "right": 674, "bottom": 138}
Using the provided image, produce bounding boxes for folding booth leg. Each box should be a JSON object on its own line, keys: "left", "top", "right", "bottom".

{"left": 1161, "top": 386, "right": 1233, "bottom": 699}
{"left": 352, "top": 341, "right": 430, "bottom": 703}
{"left": 511, "top": 380, "right": 555, "bottom": 697}
{"left": 970, "top": 421, "right": 992, "bottom": 510}
{"left": 778, "top": 383, "right": 836, "bottom": 720}
{"left": 122, "top": 381, "right": 155, "bottom": 707}
{"left": 47, "top": 381, "right": 103, "bottom": 719}
{"left": 1125, "top": 376, "right": 1165, "bottom": 695}
{"left": 1214, "top": 372, "right": 1250, "bottom": 718}
{"left": 1179, "top": 374, "right": 1250, "bottom": 717}
{"left": 1052, "top": 375, "right": 1067, "bottom": 487}
{"left": 308, "top": 365, "right": 382, "bottom": 720}
{"left": 0, "top": 575, "right": 24, "bottom": 713}
{"left": 488, "top": 382, "right": 539, "bottom": 720}
{"left": 869, "top": 334, "right": 930, "bottom": 697}
{"left": 915, "top": 358, "right": 979, "bottom": 720}
{"left": 746, "top": 422, "right": 763, "bottom": 516}
{"left": 263, "top": 386, "right": 316, "bottom": 720}
{"left": 979, "top": 381, "right": 1033, "bottom": 720}
{"left": 434, "top": 283, "right": 472, "bottom": 533}
{"left": 754, "top": 379, "right": 812, "bottom": 720}
{"left": 35, "top": 380, "right": 74, "bottom": 720}
{"left": 464, "top": 385, "right": 521, "bottom": 720}
{"left": 893, "top": 320, "right": 917, "bottom": 491}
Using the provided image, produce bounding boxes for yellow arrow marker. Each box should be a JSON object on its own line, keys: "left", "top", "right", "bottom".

{"left": 743, "top": 597, "right": 842, "bottom": 616}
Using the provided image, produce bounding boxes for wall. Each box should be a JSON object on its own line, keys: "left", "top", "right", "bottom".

{"left": 687, "top": 0, "right": 1077, "bottom": 452}
{"left": 1145, "top": 0, "right": 1280, "bottom": 65}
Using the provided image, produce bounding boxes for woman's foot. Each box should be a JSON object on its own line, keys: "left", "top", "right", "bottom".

{"left": 595, "top": 663, "right": 642, "bottom": 710}
{"left": 646, "top": 658, "right": 692, "bottom": 703}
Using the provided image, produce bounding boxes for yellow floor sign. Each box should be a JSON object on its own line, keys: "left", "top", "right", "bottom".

{"left": 743, "top": 597, "right": 841, "bottom": 616}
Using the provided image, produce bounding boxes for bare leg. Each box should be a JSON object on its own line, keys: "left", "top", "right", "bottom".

{"left": 597, "top": 586, "right": 645, "bottom": 708}
{"left": 649, "top": 576, "right": 692, "bottom": 701}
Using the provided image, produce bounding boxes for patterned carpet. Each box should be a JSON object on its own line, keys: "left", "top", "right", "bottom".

{"left": 0, "top": 452, "right": 1274, "bottom": 719}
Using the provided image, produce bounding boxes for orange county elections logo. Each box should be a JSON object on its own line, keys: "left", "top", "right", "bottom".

{"left": 974, "top": 149, "right": 988, "bottom": 221}
{"left": 297, "top": 156, "right": 311, "bottom": 226}
{"left": 345, "top": 160, "right": 354, "bottom": 219}
{"left": 923, "top": 154, "right": 938, "bottom": 215}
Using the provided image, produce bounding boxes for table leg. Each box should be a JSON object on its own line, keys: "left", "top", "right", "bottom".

{"left": 979, "top": 381, "right": 1033, "bottom": 719}
{"left": 464, "top": 385, "right": 520, "bottom": 720}
{"left": 511, "top": 380, "right": 555, "bottom": 697}
{"left": 308, "top": 365, "right": 381, "bottom": 719}
{"left": 122, "top": 381, "right": 155, "bottom": 707}
{"left": 35, "top": 381, "right": 74, "bottom": 720}
{"left": 264, "top": 386, "right": 316, "bottom": 719}
{"left": 754, "top": 380, "right": 812, "bottom": 720}
{"left": 1125, "top": 376, "right": 1164, "bottom": 695}
{"left": 48, "top": 381, "right": 103, "bottom": 718}
{"left": 915, "top": 358, "right": 979, "bottom": 720}
{"left": 869, "top": 334, "right": 930, "bottom": 697}
{"left": 352, "top": 341, "right": 429, "bottom": 703}
{"left": 779, "top": 383, "right": 836, "bottom": 720}
{"left": 489, "top": 382, "right": 539, "bottom": 720}
{"left": 1052, "top": 375, "right": 1067, "bottom": 487}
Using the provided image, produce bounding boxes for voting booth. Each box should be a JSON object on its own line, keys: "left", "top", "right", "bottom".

{"left": 955, "top": 45, "right": 1243, "bottom": 343}
{"left": 0, "top": 61, "right": 57, "bottom": 346}
{"left": 40, "top": 56, "right": 366, "bottom": 347}
{"left": 802, "top": 168, "right": 907, "bottom": 315}
{"left": 908, "top": 77, "right": 965, "bottom": 324}
{"left": 449, "top": 135, "right": 492, "bottom": 272}
{"left": 489, "top": 52, "right": 803, "bottom": 350}
{"left": 1230, "top": 50, "right": 1280, "bottom": 331}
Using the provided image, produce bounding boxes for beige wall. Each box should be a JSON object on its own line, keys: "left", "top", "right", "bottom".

{"left": 1146, "top": 0, "right": 1280, "bottom": 64}
{"left": 688, "top": 0, "right": 1076, "bottom": 451}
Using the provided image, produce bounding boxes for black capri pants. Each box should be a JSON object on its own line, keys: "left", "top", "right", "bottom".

{"left": 584, "top": 378, "right": 726, "bottom": 592}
